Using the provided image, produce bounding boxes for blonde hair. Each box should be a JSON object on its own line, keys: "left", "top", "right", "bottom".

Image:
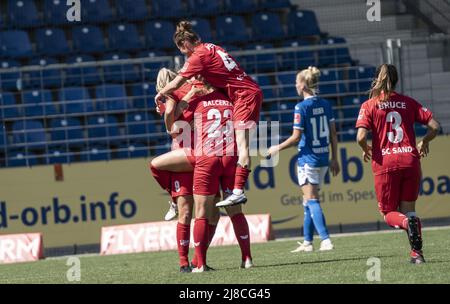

{"left": 369, "top": 64, "right": 398, "bottom": 102}
{"left": 173, "top": 21, "right": 201, "bottom": 48}
{"left": 156, "top": 68, "right": 177, "bottom": 92}
{"left": 297, "top": 66, "right": 321, "bottom": 95}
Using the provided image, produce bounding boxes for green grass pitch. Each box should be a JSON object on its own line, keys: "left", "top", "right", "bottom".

{"left": 1, "top": 227, "right": 449, "bottom": 284}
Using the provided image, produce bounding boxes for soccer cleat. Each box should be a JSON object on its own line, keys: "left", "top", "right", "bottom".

{"left": 291, "top": 241, "right": 314, "bottom": 253}
{"left": 319, "top": 239, "right": 334, "bottom": 251}
{"left": 216, "top": 193, "right": 247, "bottom": 207}
{"left": 191, "top": 265, "right": 215, "bottom": 273}
{"left": 240, "top": 257, "right": 254, "bottom": 269}
{"left": 164, "top": 201, "right": 178, "bottom": 221}
{"left": 410, "top": 249, "right": 426, "bottom": 264}
{"left": 179, "top": 265, "right": 192, "bottom": 273}
{"left": 407, "top": 216, "right": 423, "bottom": 251}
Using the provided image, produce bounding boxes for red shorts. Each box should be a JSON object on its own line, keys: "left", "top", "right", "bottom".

{"left": 232, "top": 89, "right": 263, "bottom": 130}
{"left": 193, "top": 156, "right": 238, "bottom": 196}
{"left": 374, "top": 166, "right": 421, "bottom": 214}
{"left": 171, "top": 172, "right": 193, "bottom": 198}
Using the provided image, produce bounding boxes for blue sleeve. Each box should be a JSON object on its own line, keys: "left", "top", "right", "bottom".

{"left": 293, "top": 104, "right": 304, "bottom": 130}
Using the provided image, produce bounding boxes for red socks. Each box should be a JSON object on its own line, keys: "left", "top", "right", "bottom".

{"left": 230, "top": 213, "right": 252, "bottom": 261}
{"left": 192, "top": 224, "right": 217, "bottom": 267}
{"left": 384, "top": 211, "right": 408, "bottom": 230}
{"left": 176, "top": 223, "right": 190, "bottom": 267}
{"left": 233, "top": 165, "right": 250, "bottom": 191}
{"left": 149, "top": 164, "right": 172, "bottom": 194}
{"left": 193, "top": 218, "right": 209, "bottom": 268}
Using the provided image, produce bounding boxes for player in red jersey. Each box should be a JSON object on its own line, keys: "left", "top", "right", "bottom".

{"left": 154, "top": 21, "right": 263, "bottom": 208}
{"left": 355, "top": 64, "right": 440, "bottom": 264}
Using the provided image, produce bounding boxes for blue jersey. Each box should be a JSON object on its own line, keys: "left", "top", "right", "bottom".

{"left": 293, "top": 96, "right": 335, "bottom": 167}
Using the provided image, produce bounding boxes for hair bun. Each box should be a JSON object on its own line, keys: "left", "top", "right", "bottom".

{"left": 176, "top": 21, "right": 193, "bottom": 33}
{"left": 308, "top": 66, "right": 321, "bottom": 77}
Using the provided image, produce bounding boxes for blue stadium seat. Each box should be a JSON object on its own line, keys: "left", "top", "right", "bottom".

{"left": 35, "top": 28, "right": 70, "bottom": 56}
{"left": 7, "top": 0, "right": 40, "bottom": 27}
{"left": 281, "top": 40, "right": 317, "bottom": 71}
{"left": 242, "top": 44, "right": 278, "bottom": 73}
{"left": 269, "top": 100, "right": 297, "bottom": 124}
{"left": 276, "top": 73, "right": 297, "bottom": 98}
{"left": 340, "top": 126, "right": 357, "bottom": 142}
{"left": 223, "top": 0, "right": 256, "bottom": 13}
{"left": 116, "top": 0, "right": 148, "bottom": 21}
{"left": 342, "top": 96, "right": 363, "bottom": 121}
{"left": 22, "top": 90, "right": 58, "bottom": 117}
{"left": 11, "top": 120, "right": 47, "bottom": 149}
{"left": 287, "top": 10, "right": 321, "bottom": 38}
{"left": 59, "top": 87, "right": 94, "bottom": 114}
{"left": 259, "top": 0, "right": 291, "bottom": 9}
{"left": 190, "top": 18, "right": 213, "bottom": 42}
{"left": 72, "top": 26, "right": 106, "bottom": 53}
{"left": 95, "top": 84, "right": 129, "bottom": 111}
{"left": 151, "top": 0, "right": 185, "bottom": 18}
{"left": 348, "top": 65, "right": 376, "bottom": 93}
{"left": 101, "top": 53, "right": 140, "bottom": 83}
{"left": 108, "top": 23, "right": 143, "bottom": 52}
{"left": 86, "top": 115, "right": 120, "bottom": 144}
{"left": 0, "top": 60, "right": 21, "bottom": 91}
{"left": 65, "top": 55, "right": 101, "bottom": 86}
{"left": 82, "top": 0, "right": 114, "bottom": 23}
{"left": 0, "top": 31, "right": 33, "bottom": 58}
{"left": 216, "top": 15, "right": 249, "bottom": 44}
{"left": 43, "top": 0, "right": 70, "bottom": 25}
{"left": 126, "top": 111, "right": 156, "bottom": 143}
{"left": 26, "top": 57, "right": 63, "bottom": 89}
{"left": 7, "top": 150, "right": 39, "bottom": 167}
{"left": 188, "top": 0, "right": 222, "bottom": 16}
{"left": 318, "top": 69, "right": 346, "bottom": 96}
{"left": 0, "top": 92, "right": 21, "bottom": 119}
{"left": 49, "top": 117, "right": 84, "bottom": 147}
{"left": 319, "top": 37, "right": 352, "bottom": 66}
{"left": 0, "top": 125, "right": 6, "bottom": 148}
{"left": 252, "top": 75, "right": 275, "bottom": 100}
{"left": 251, "top": 12, "right": 285, "bottom": 41}
{"left": 116, "top": 142, "right": 149, "bottom": 159}
{"left": 129, "top": 83, "right": 156, "bottom": 109}
{"left": 136, "top": 50, "right": 170, "bottom": 81}
{"left": 86, "top": 145, "right": 111, "bottom": 161}
{"left": 47, "top": 145, "right": 74, "bottom": 164}
{"left": 144, "top": 21, "right": 176, "bottom": 49}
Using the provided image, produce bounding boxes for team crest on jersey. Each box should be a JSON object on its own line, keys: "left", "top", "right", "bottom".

{"left": 294, "top": 113, "right": 301, "bottom": 124}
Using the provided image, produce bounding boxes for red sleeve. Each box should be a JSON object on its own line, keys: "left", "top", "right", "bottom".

{"left": 179, "top": 53, "right": 204, "bottom": 79}
{"left": 355, "top": 102, "right": 372, "bottom": 129}
{"left": 414, "top": 100, "right": 433, "bottom": 125}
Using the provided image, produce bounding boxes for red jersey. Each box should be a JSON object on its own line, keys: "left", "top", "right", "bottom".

{"left": 191, "top": 91, "right": 236, "bottom": 157}
{"left": 355, "top": 92, "right": 433, "bottom": 175}
{"left": 178, "top": 43, "right": 261, "bottom": 100}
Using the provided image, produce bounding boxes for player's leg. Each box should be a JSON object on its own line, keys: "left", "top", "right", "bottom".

{"left": 175, "top": 195, "right": 194, "bottom": 272}
{"left": 150, "top": 148, "right": 195, "bottom": 172}
{"left": 225, "top": 203, "right": 253, "bottom": 269}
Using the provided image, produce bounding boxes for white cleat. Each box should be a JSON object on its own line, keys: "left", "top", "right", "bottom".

{"left": 319, "top": 239, "right": 334, "bottom": 251}
{"left": 191, "top": 266, "right": 205, "bottom": 273}
{"left": 291, "top": 241, "right": 314, "bottom": 253}
{"left": 240, "top": 257, "right": 253, "bottom": 269}
{"left": 164, "top": 201, "right": 178, "bottom": 221}
{"left": 216, "top": 193, "right": 247, "bottom": 207}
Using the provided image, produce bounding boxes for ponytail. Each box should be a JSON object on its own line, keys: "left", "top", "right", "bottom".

{"left": 156, "top": 68, "right": 177, "bottom": 93}
{"left": 369, "top": 64, "right": 398, "bottom": 102}
{"left": 297, "top": 66, "right": 321, "bottom": 95}
{"left": 173, "top": 21, "right": 201, "bottom": 47}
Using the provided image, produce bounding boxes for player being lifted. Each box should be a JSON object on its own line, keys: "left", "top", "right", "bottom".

{"left": 154, "top": 21, "right": 263, "bottom": 207}
{"left": 267, "top": 67, "right": 340, "bottom": 252}
{"left": 356, "top": 64, "right": 440, "bottom": 264}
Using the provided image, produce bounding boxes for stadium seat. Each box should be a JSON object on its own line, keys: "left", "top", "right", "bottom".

{"left": 252, "top": 75, "right": 276, "bottom": 100}
{"left": 35, "top": 28, "right": 71, "bottom": 56}
{"left": 108, "top": 23, "right": 143, "bottom": 52}
{"left": 223, "top": 0, "right": 256, "bottom": 13}
{"left": 7, "top": 150, "right": 39, "bottom": 167}
{"left": 86, "top": 145, "right": 111, "bottom": 161}
{"left": 242, "top": 44, "right": 278, "bottom": 73}
{"left": 43, "top": 0, "right": 71, "bottom": 25}
{"left": 95, "top": 84, "right": 129, "bottom": 111}
{"left": 287, "top": 10, "right": 321, "bottom": 38}
{"left": 7, "top": 0, "right": 40, "bottom": 27}
{"left": 11, "top": 120, "right": 47, "bottom": 149}
{"left": 340, "top": 125, "right": 357, "bottom": 142}
{"left": 342, "top": 96, "right": 363, "bottom": 121}
{"left": 319, "top": 37, "right": 352, "bottom": 66}
{"left": 65, "top": 55, "right": 101, "bottom": 86}
{"left": 136, "top": 50, "right": 170, "bottom": 81}
{"left": 259, "top": 0, "right": 291, "bottom": 10}
{"left": 86, "top": 115, "right": 120, "bottom": 145}
{"left": 276, "top": 72, "right": 297, "bottom": 98}
{"left": 144, "top": 21, "right": 176, "bottom": 49}
{"left": 280, "top": 40, "right": 318, "bottom": 71}
{"left": 72, "top": 26, "right": 106, "bottom": 53}
{"left": 216, "top": 15, "right": 249, "bottom": 44}
{"left": 0, "top": 60, "right": 21, "bottom": 91}
{"left": 22, "top": 90, "right": 58, "bottom": 117}
{"left": 129, "top": 83, "right": 156, "bottom": 109}
{"left": 190, "top": 18, "right": 213, "bottom": 42}
{"left": 0, "top": 31, "right": 33, "bottom": 58}
{"left": 269, "top": 100, "right": 297, "bottom": 124}
{"left": 0, "top": 92, "right": 21, "bottom": 119}
{"left": 49, "top": 117, "right": 84, "bottom": 147}
{"left": 318, "top": 69, "right": 346, "bottom": 96}
{"left": 348, "top": 65, "right": 376, "bottom": 93}
{"left": 82, "top": 0, "right": 114, "bottom": 23}
{"left": 116, "top": 0, "right": 149, "bottom": 21}
{"left": 0, "top": 126, "right": 6, "bottom": 148}
{"left": 25, "top": 57, "right": 63, "bottom": 89}
{"left": 125, "top": 111, "right": 156, "bottom": 143}
{"left": 101, "top": 53, "right": 140, "bottom": 83}
{"left": 59, "top": 87, "right": 94, "bottom": 114}
{"left": 47, "top": 145, "right": 74, "bottom": 164}
{"left": 251, "top": 12, "right": 285, "bottom": 41}
{"left": 151, "top": 0, "right": 186, "bottom": 18}
{"left": 187, "top": 0, "right": 222, "bottom": 16}
{"left": 116, "top": 142, "right": 149, "bottom": 159}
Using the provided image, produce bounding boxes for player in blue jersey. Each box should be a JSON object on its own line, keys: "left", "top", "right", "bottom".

{"left": 268, "top": 67, "right": 340, "bottom": 252}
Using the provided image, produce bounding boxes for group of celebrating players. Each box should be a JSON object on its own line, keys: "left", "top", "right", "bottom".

{"left": 151, "top": 21, "right": 441, "bottom": 273}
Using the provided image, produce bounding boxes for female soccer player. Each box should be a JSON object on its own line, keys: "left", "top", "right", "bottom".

{"left": 355, "top": 64, "right": 440, "bottom": 264}
{"left": 267, "top": 67, "right": 340, "bottom": 252}
{"left": 154, "top": 21, "right": 263, "bottom": 208}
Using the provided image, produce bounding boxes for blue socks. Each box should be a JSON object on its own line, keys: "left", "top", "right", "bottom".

{"left": 307, "top": 199, "right": 330, "bottom": 241}
{"left": 303, "top": 204, "right": 314, "bottom": 242}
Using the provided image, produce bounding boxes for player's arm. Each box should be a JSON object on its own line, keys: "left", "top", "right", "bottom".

{"left": 356, "top": 127, "right": 372, "bottom": 162}
{"left": 417, "top": 118, "right": 441, "bottom": 157}
{"left": 163, "top": 96, "right": 177, "bottom": 136}
{"left": 329, "top": 120, "right": 340, "bottom": 176}
{"left": 267, "top": 128, "right": 302, "bottom": 157}
{"left": 155, "top": 75, "right": 188, "bottom": 104}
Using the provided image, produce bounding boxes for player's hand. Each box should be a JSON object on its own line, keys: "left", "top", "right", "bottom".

{"left": 329, "top": 159, "right": 340, "bottom": 176}
{"left": 266, "top": 145, "right": 280, "bottom": 158}
{"left": 363, "top": 145, "right": 372, "bottom": 162}
{"left": 417, "top": 140, "right": 429, "bottom": 158}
